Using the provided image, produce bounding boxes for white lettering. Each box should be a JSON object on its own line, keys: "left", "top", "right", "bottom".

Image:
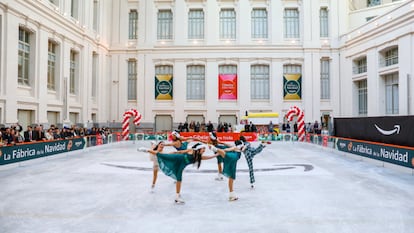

{"left": 44, "top": 143, "right": 67, "bottom": 153}
{"left": 380, "top": 148, "right": 408, "bottom": 163}
{"left": 12, "top": 148, "right": 36, "bottom": 159}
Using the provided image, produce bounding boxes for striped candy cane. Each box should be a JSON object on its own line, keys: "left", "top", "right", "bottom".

{"left": 286, "top": 106, "right": 305, "bottom": 142}
{"left": 122, "top": 109, "right": 142, "bottom": 141}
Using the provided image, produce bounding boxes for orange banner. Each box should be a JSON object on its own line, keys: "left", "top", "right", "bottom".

{"left": 169, "top": 132, "right": 258, "bottom": 142}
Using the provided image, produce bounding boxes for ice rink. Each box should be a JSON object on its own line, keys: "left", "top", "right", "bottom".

{"left": 1, "top": 141, "right": 413, "bottom": 233}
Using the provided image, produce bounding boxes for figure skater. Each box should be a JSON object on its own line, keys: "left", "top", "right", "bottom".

{"left": 148, "top": 141, "right": 164, "bottom": 192}
{"left": 194, "top": 132, "right": 232, "bottom": 181}
{"left": 164, "top": 130, "right": 192, "bottom": 151}
{"left": 239, "top": 135, "right": 266, "bottom": 188}
{"left": 139, "top": 143, "right": 218, "bottom": 204}
{"left": 210, "top": 140, "right": 245, "bottom": 201}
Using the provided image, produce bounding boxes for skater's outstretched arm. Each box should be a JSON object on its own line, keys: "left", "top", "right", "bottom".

{"left": 201, "top": 153, "right": 219, "bottom": 160}
{"left": 171, "top": 148, "right": 192, "bottom": 154}
{"left": 216, "top": 140, "right": 233, "bottom": 148}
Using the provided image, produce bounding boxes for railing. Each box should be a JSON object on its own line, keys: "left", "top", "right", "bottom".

{"left": 2, "top": 131, "right": 412, "bottom": 170}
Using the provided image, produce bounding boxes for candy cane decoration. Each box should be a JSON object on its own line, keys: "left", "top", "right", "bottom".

{"left": 286, "top": 106, "right": 305, "bottom": 141}
{"left": 122, "top": 109, "right": 142, "bottom": 140}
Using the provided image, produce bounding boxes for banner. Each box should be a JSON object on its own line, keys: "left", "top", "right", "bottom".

{"left": 218, "top": 74, "right": 237, "bottom": 100}
{"left": 335, "top": 138, "right": 414, "bottom": 169}
{"left": 155, "top": 74, "right": 173, "bottom": 100}
{"left": 170, "top": 132, "right": 258, "bottom": 142}
{"left": 334, "top": 116, "right": 414, "bottom": 147}
{"left": 0, "top": 138, "right": 86, "bottom": 165}
{"left": 283, "top": 74, "right": 302, "bottom": 100}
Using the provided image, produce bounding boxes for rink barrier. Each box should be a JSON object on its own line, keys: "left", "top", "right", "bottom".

{"left": 2, "top": 132, "right": 411, "bottom": 170}
{"left": 0, "top": 137, "right": 86, "bottom": 165}
{"left": 332, "top": 137, "right": 414, "bottom": 169}
{"left": 258, "top": 132, "right": 414, "bottom": 170}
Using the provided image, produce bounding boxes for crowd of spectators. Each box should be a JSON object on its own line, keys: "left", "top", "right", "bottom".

{"left": 0, "top": 123, "right": 112, "bottom": 146}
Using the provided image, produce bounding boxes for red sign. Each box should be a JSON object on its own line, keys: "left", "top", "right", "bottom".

{"left": 218, "top": 74, "right": 237, "bottom": 100}
{"left": 169, "top": 132, "right": 258, "bottom": 142}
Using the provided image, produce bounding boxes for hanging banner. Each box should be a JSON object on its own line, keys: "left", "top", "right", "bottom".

{"left": 155, "top": 74, "right": 173, "bottom": 100}
{"left": 283, "top": 74, "right": 302, "bottom": 100}
{"left": 218, "top": 74, "right": 237, "bottom": 100}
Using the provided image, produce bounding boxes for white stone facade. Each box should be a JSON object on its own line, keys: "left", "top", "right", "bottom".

{"left": 0, "top": 0, "right": 412, "bottom": 131}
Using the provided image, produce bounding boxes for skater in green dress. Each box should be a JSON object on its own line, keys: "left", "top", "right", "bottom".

{"left": 194, "top": 132, "right": 232, "bottom": 181}
{"left": 140, "top": 143, "right": 218, "bottom": 204}
{"left": 210, "top": 140, "right": 245, "bottom": 201}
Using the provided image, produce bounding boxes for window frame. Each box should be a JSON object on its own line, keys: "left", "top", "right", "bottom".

{"left": 250, "top": 64, "right": 270, "bottom": 100}
{"left": 251, "top": 8, "right": 268, "bottom": 39}
{"left": 186, "top": 65, "right": 205, "bottom": 100}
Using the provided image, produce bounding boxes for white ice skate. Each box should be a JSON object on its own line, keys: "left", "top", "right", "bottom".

{"left": 215, "top": 174, "right": 224, "bottom": 181}
{"left": 138, "top": 147, "right": 149, "bottom": 152}
{"left": 174, "top": 195, "right": 185, "bottom": 204}
{"left": 229, "top": 192, "right": 238, "bottom": 201}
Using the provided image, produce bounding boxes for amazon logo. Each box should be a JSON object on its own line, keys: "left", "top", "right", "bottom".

{"left": 374, "top": 124, "right": 401, "bottom": 136}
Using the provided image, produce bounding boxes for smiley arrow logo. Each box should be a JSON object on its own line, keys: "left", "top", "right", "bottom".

{"left": 374, "top": 124, "right": 400, "bottom": 136}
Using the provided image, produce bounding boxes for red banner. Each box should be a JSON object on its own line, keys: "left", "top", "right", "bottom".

{"left": 218, "top": 74, "right": 237, "bottom": 100}
{"left": 169, "top": 132, "right": 257, "bottom": 142}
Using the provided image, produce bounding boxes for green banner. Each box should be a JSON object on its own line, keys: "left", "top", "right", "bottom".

{"left": 335, "top": 138, "right": 414, "bottom": 169}
{"left": 155, "top": 74, "right": 173, "bottom": 100}
{"left": 283, "top": 74, "right": 302, "bottom": 100}
{"left": 0, "top": 138, "right": 86, "bottom": 165}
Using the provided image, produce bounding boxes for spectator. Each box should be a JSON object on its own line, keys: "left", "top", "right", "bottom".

{"left": 33, "top": 125, "right": 46, "bottom": 141}
{"left": 195, "top": 122, "right": 200, "bottom": 132}
{"left": 224, "top": 122, "right": 229, "bottom": 132}
{"left": 183, "top": 122, "right": 189, "bottom": 132}
{"left": 268, "top": 121, "right": 274, "bottom": 133}
{"left": 313, "top": 121, "right": 321, "bottom": 134}
{"left": 45, "top": 129, "right": 54, "bottom": 140}
{"left": 250, "top": 122, "right": 257, "bottom": 133}
{"left": 282, "top": 122, "right": 287, "bottom": 132}
{"left": 189, "top": 121, "right": 195, "bottom": 132}
{"left": 293, "top": 122, "right": 298, "bottom": 133}
{"left": 286, "top": 122, "right": 291, "bottom": 133}
{"left": 53, "top": 128, "right": 62, "bottom": 139}
{"left": 244, "top": 123, "right": 250, "bottom": 132}
{"left": 24, "top": 126, "right": 34, "bottom": 142}
{"left": 306, "top": 122, "right": 312, "bottom": 133}
{"left": 15, "top": 122, "right": 23, "bottom": 133}
{"left": 217, "top": 122, "right": 224, "bottom": 132}
{"left": 206, "top": 121, "right": 214, "bottom": 132}
{"left": 177, "top": 123, "right": 183, "bottom": 132}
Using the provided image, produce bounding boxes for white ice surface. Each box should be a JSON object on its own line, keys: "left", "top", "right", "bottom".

{"left": 0, "top": 141, "right": 413, "bottom": 233}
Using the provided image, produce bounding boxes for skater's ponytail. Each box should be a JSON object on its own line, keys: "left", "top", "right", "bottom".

{"left": 192, "top": 143, "right": 205, "bottom": 169}
{"left": 193, "top": 150, "right": 202, "bottom": 169}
